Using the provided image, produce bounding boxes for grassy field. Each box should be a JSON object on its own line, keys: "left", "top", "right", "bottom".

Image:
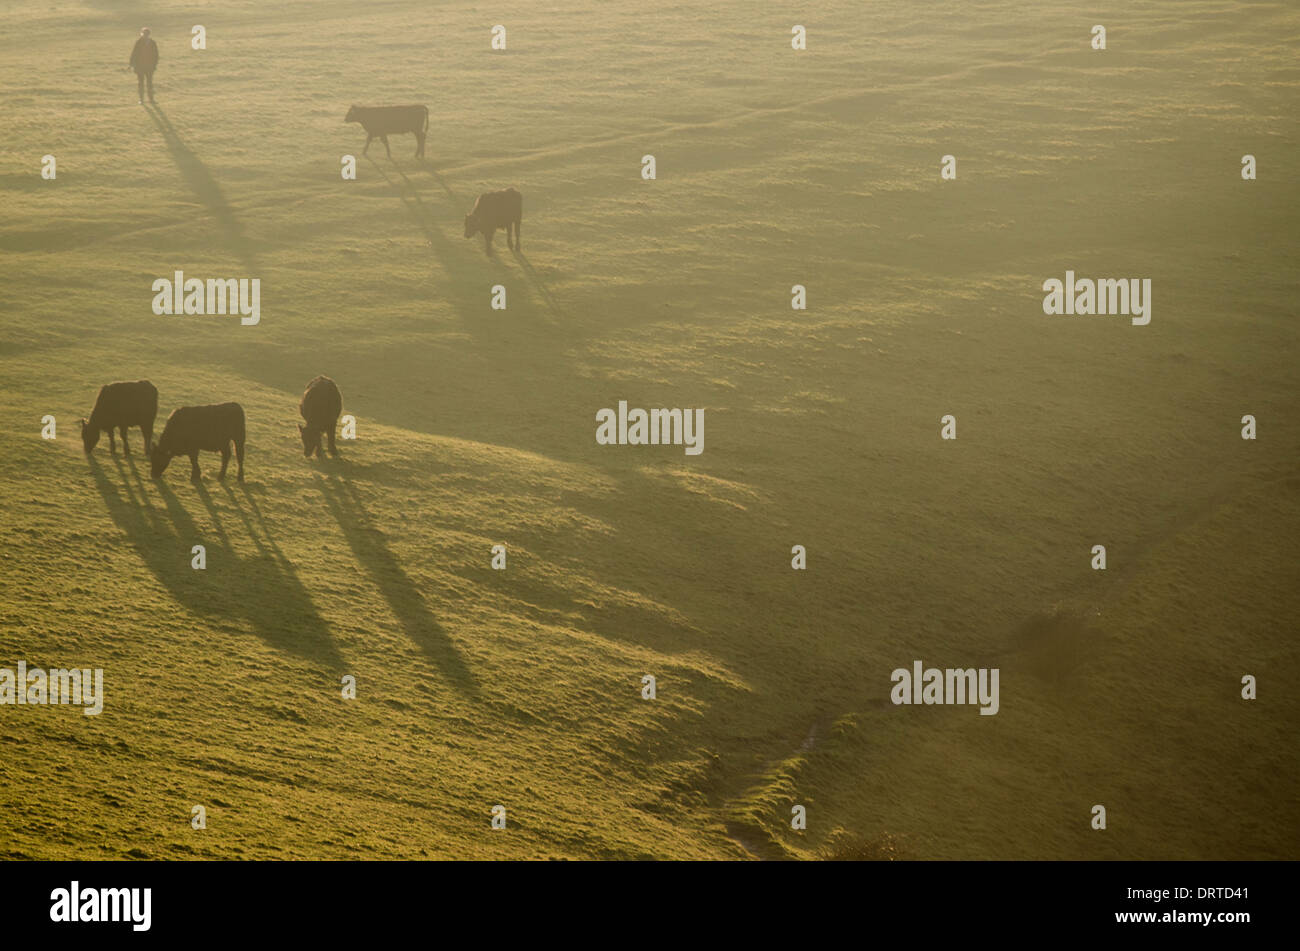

{"left": 0, "top": 0, "right": 1297, "bottom": 860}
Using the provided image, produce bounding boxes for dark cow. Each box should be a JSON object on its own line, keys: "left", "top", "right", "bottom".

{"left": 345, "top": 104, "right": 428, "bottom": 159}
{"left": 150, "top": 403, "right": 246, "bottom": 483}
{"left": 299, "top": 376, "right": 343, "bottom": 458}
{"left": 464, "top": 188, "right": 522, "bottom": 254}
{"left": 81, "top": 380, "right": 157, "bottom": 455}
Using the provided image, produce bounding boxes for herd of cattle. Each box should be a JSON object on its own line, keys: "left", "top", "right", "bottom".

{"left": 81, "top": 102, "right": 524, "bottom": 482}
{"left": 80, "top": 376, "right": 344, "bottom": 482}
{"left": 345, "top": 103, "right": 524, "bottom": 253}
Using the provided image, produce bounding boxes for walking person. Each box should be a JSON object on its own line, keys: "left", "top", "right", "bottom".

{"left": 129, "top": 27, "right": 159, "bottom": 104}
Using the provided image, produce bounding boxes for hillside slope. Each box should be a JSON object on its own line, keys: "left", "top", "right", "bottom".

{"left": 0, "top": 0, "right": 1296, "bottom": 859}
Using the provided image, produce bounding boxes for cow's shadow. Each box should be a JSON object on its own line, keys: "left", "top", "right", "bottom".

{"left": 366, "top": 156, "right": 485, "bottom": 325}
{"left": 419, "top": 161, "right": 457, "bottom": 201}
{"left": 314, "top": 470, "right": 478, "bottom": 697}
{"left": 368, "top": 158, "right": 567, "bottom": 332}
{"left": 511, "top": 248, "right": 568, "bottom": 324}
{"left": 91, "top": 454, "right": 341, "bottom": 670}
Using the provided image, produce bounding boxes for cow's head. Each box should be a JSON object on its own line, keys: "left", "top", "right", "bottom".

{"left": 298, "top": 423, "right": 321, "bottom": 458}
{"left": 345, "top": 105, "right": 359, "bottom": 124}
{"left": 79, "top": 418, "right": 99, "bottom": 453}
{"left": 463, "top": 213, "right": 479, "bottom": 239}
{"left": 149, "top": 440, "right": 170, "bottom": 479}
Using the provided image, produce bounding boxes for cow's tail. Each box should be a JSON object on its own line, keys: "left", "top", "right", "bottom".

{"left": 423, "top": 106, "right": 429, "bottom": 132}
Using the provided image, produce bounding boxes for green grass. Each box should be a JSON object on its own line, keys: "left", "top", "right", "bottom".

{"left": 0, "top": 0, "right": 1297, "bottom": 859}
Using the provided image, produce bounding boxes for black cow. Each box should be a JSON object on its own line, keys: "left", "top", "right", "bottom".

{"left": 464, "top": 188, "right": 522, "bottom": 253}
{"left": 81, "top": 380, "right": 157, "bottom": 455}
{"left": 299, "top": 376, "right": 343, "bottom": 458}
{"left": 345, "top": 104, "right": 428, "bottom": 159}
{"left": 150, "top": 403, "right": 246, "bottom": 483}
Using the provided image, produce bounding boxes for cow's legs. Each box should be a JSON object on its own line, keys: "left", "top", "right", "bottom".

{"left": 363, "top": 134, "right": 372, "bottom": 155}
{"left": 219, "top": 444, "right": 231, "bottom": 480}
{"left": 188, "top": 452, "right": 201, "bottom": 483}
{"left": 107, "top": 428, "right": 116, "bottom": 454}
{"left": 484, "top": 227, "right": 495, "bottom": 254}
{"left": 235, "top": 439, "right": 245, "bottom": 482}
{"left": 381, "top": 134, "right": 391, "bottom": 158}
{"left": 141, "top": 421, "right": 154, "bottom": 454}
{"left": 327, "top": 425, "right": 338, "bottom": 456}
{"left": 120, "top": 425, "right": 130, "bottom": 454}
{"left": 515, "top": 216, "right": 521, "bottom": 251}
{"left": 415, "top": 131, "right": 425, "bottom": 158}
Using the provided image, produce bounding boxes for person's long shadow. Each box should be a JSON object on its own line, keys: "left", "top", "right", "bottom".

{"left": 314, "top": 470, "right": 479, "bottom": 697}
{"left": 91, "top": 454, "right": 341, "bottom": 670}
{"left": 146, "top": 103, "right": 259, "bottom": 272}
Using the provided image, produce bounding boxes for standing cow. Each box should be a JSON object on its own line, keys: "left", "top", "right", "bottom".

{"left": 150, "top": 403, "right": 246, "bottom": 483}
{"left": 345, "top": 104, "right": 429, "bottom": 159}
{"left": 464, "top": 188, "right": 522, "bottom": 254}
{"left": 81, "top": 380, "right": 158, "bottom": 455}
{"left": 298, "top": 376, "right": 343, "bottom": 458}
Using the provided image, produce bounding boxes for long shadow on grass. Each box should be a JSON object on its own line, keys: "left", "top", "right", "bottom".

{"left": 418, "top": 162, "right": 457, "bottom": 201}
{"left": 366, "top": 156, "right": 481, "bottom": 304}
{"left": 367, "top": 157, "right": 566, "bottom": 334}
{"left": 146, "top": 104, "right": 259, "bottom": 272}
{"left": 314, "top": 470, "right": 479, "bottom": 696}
{"left": 511, "top": 248, "right": 568, "bottom": 324}
{"left": 90, "top": 454, "right": 341, "bottom": 669}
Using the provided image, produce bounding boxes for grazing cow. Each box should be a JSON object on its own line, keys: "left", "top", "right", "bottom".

{"left": 344, "top": 104, "right": 429, "bottom": 159}
{"left": 81, "top": 380, "right": 158, "bottom": 455}
{"left": 150, "top": 403, "right": 246, "bottom": 483}
{"left": 299, "top": 376, "right": 343, "bottom": 458}
{"left": 464, "top": 188, "right": 522, "bottom": 254}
